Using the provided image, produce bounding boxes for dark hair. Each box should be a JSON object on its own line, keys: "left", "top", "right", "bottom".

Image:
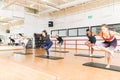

{"left": 19, "top": 33, "right": 23, "bottom": 37}
{"left": 40, "top": 34, "right": 42, "bottom": 37}
{"left": 86, "top": 28, "right": 92, "bottom": 36}
{"left": 42, "top": 30, "right": 47, "bottom": 35}
{"left": 86, "top": 28, "right": 90, "bottom": 32}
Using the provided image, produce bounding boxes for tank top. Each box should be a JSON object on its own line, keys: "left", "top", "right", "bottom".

{"left": 102, "top": 31, "right": 114, "bottom": 41}
{"left": 87, "top": 33, "right": 96, "bottom": 43}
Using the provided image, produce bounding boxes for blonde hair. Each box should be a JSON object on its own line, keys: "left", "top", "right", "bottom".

{"left": 101, "top": 24, "right": 110, "bottom": 31}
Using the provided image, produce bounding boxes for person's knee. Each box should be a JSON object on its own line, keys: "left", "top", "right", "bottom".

{"left": 50, "top": 42, "right": 53, "bottom": 46}
{"left": 106, "top": 52, "right": 112, "bottom": 58}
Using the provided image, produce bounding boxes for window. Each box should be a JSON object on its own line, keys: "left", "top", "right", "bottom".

{"left": 108, "top": 24, "right": 120, "bottom": 32}
{"left": 58, "top": 29, "right": 67, "bottom": 37}
{"left": 51, "top": 30, "right": 59, "bottom": 38}
{"left": 68, "top": 28, "right": 78, "bottom": 37}
{"left": 91, "top": 23, "right": 120, "bottom": 34}
{"left": 51, "top": 30, "right": 59, "bottom": 35}
{"left": 91, "top": 26, "right": 101, "bottom": 34}
{"left": 78, "top": 27, "right": 89, "bottom": 36}
{"left": 51, "top": 29, "right": 67, "bottom": 37}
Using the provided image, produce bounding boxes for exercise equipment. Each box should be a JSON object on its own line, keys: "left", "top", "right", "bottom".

{"left": 74, "top": 54, "right": 104, "bottom": 58}
{"left": 36, "top": 55, "right": 64, "bottom": 60}
{"left": 83, "top": 62, "right": 120, "bottom": 72}
{"left": 50, "top": 50, "right": 69, "bottom": 53}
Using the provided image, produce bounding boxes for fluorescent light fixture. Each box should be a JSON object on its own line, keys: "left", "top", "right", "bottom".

{"left": 42, "top": 0, "right": 48, "bottom": 2}
{"left": 30, "top": 3, "right": 35, "bottom": 7}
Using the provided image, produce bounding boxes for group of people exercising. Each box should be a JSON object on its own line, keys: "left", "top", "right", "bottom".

{"left": 41, "top": 24, "right": 120, "bottom": 68}
{"left": 85, "top": 24, "right": 120, "bottom": 68}
{"left": 7, "top": 24, "right": 119, "bottom": 68}
{"left": 39, "top": 30, "right": 63, "bottom": 58}
{"left": 9, "top": 33, "right": 28, "bottom": 46}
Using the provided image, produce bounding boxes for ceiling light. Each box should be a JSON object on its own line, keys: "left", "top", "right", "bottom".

{"left": 2, "top": 23, "right": 8, "bottom": 25}
{"left": 42, "top": 0, "right": 48, "bottom": 2}
{"left": 0, "top": 16, "right": 5, "bottom": 19}
{"left": 30, "top": 3, "right": 35, "bottom": 7}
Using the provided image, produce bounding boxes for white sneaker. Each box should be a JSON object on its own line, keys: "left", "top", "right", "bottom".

{"left": 90, "top": 54, "right": 93, "bottom": 56}
{"left": 106, "top": 65, "right": 110, "bottom": 68}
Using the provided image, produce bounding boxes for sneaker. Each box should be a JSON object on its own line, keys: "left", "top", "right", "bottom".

{"left": 90, "top": 54, "right": 93, "bottom": 56}
{"left": 46, "top": 56, "right": 49, "bottom": 58}
{"left": 106, "top": 65, "right": 110, "bottom": 68}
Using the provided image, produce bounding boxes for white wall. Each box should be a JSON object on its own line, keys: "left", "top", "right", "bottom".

{"left": 48, "top": 3, "right": 120, "bottom": 31}
{"left": 0, "top": 4, "right": 48, "bottom": 44}
{"left": 0, "top": 4, "right": 48, "bottom": 37}
{"left": 47, "top": 3, "right": 120, "bottom": 50}
{"left": 10, "top": 14, "right": 47, "bottom": 37}
{"left": 8, "top": 5, "right": 48, "bottom": 37}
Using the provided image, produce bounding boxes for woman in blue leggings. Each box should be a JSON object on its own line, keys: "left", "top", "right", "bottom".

{"left": 41, "top": 30, "right": 53, "bottom": 57}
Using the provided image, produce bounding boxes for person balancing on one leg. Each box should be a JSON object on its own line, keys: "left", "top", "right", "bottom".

{"left": 94, "top": 24, "right": 120, "bottom": 68}
{"left": 85, "top": 28, "right": 96, "bottom": 56}
{"left": 41, "top": 30, "right": 53, "bottom": 58}
{"left": 55, "top": 34, "right": 63, "bottom": 50}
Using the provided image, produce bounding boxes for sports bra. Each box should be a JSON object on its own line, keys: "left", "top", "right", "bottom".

{"left": 102, "top": 31, "right": 114, "bottom": 41}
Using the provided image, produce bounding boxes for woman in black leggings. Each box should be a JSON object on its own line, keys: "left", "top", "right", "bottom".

{"left": 85, "top": 28, "right": 96, "bottom": 56}
{"left": 55, "top": 34, "right": 63, "bottom": 50}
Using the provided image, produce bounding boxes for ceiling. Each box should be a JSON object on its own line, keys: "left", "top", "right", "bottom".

{"left": 0, "top": 0, "right": 91, "bottom": 29}
{"left": 0, "top": 0, "right": 119, "bottom": 29}
{"left": 0, "top": 16, "right": 24, "bottom": 29}
{"left": 1, "top": 0, "right": 91, "bottom": 14}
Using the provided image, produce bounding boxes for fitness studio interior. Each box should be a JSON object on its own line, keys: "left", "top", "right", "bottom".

{"left": 0, "top": 0, "right": 120, "bottom": 80}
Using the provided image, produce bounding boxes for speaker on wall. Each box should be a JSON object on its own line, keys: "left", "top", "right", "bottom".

{"left": 48, "top": 21, "right": 53, "bottom": 27}
{"left": 6, "top": 29, "right": 10, "bottom": 33}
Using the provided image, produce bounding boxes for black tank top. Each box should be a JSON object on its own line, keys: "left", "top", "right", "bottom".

{"left": 87, "top": 33, "right": 96, "bottom": 43}
{"left": 57, "top": 37, "right": 63, "bottom": 43}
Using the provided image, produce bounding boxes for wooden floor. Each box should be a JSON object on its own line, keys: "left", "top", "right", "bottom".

{"left": 0, "top": 48, "right": 120, "bottom": 80}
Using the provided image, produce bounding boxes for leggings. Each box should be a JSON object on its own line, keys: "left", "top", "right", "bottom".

{"left": 41, "top": 41, "right": 53, "bottom": 56}
{"left": 58, "top": 41, "right": 63, "bottom": 45}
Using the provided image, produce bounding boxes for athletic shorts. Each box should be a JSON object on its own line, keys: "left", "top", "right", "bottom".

{"left": 101, "top": 38, "right": 117, "bottom": 50}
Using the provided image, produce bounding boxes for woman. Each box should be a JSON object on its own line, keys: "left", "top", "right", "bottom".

{"left": 18, "top": 33, "right": 28, "bottom": 47}
{"left": 0, "top": 38, "right": 2, "bottom": 45}
{"left": 95, "top": 24, "right": 120, "bottom": 68}
{"left": 41, "top": 30, "right": 53, "bottom": 57}
{"left": 85, "top": 28, "right": 96, "bottom": 56}
{"left": 9, "top": 37, "right": 15, "bottom": 45}
{"left": 55, "top": 34, "right": 63, "bottom": 50}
